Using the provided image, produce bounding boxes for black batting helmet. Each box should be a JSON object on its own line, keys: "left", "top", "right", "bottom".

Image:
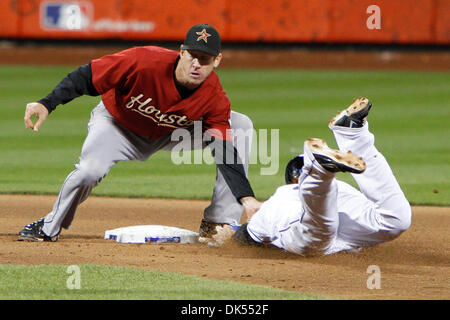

{"left": 285, "top": 155, "right": 304, "bottom": 184}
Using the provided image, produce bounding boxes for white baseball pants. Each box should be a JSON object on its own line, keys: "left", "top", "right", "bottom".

{"left": 247, "top": 122, "right": 411, "bottom": 256}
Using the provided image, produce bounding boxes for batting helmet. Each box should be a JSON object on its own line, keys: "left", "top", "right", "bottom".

{"left": 285, "top": 155, "right": 304, "bottom": 184}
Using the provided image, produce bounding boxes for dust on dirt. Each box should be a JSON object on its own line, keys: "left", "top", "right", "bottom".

{"left": 1, "top": 195, "right": 448, "bottom": 300}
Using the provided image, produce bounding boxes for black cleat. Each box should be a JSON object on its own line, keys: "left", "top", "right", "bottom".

{"left": 18, "top": 218, "right": 59, "bottom": 242}
{"left": 305, "top": 138, "right": 366, "bottom": 174}
{"left": 329, "top": 97, "right": 372, "bottom": 128}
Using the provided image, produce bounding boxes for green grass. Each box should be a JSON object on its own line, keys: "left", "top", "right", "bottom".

{"left": 1, "top": 65, "right": 447, "bottom": 301}
{"left": 0, "top": 264, "right": 322, "bottom": 300}
{"left": 1, "top": 66, "right": 449, "bottom": 205}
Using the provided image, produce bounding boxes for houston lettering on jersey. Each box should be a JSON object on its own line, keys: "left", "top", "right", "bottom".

{"left": 91, "top": 46, "right": 231, "bottom": 140}
{"left": 125, "top": 94, "right": 194, "bottom": 129}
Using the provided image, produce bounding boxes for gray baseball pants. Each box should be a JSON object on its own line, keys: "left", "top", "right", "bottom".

{"left": 42, "top": 102, "right": 253, "bottom": 237}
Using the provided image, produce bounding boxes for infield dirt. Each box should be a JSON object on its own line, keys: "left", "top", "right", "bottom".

{"left": 1, "top": 194, "right": 449, "bottom": 300}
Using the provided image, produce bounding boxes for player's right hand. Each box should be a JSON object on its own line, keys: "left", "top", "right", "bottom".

{"left": 24, "top": 102, "right": 49, "bottom": 132}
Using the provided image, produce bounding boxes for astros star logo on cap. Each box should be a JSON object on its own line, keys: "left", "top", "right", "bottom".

{"left": 196, "top": 29, "right": 211, "bottom": 43}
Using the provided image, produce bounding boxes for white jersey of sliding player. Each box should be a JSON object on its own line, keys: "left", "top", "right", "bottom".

{"left": 247, "top": 122, "right": 411, "bottom": 256}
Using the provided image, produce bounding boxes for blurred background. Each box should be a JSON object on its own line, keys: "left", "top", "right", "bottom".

{"left": 1, "top": 0, "right": 449, "bottom": 205}
{"left": 1, "top": 0, "right": 449, "bottom": 68}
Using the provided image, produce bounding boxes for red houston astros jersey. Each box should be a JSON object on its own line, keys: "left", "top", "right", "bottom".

{"left": 91, "top": 46, "right": 231, "bottom": 141}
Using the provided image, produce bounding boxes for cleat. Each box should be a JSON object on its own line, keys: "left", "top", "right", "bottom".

{"left": 306, "top": 138, "right": 366, "bottom": 174}
{"left": 329, "top": 97, "right": 372, "bottom": 128}
{"left": 18, "top": 218, "right": 59, "bottom": 242}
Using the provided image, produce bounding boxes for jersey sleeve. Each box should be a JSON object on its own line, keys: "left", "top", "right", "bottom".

{"left": 90, "top": 47, "right": 138, "bottom": 95}
{"left": 207, "top": 138, "right": 255, "bottom": 202}
{"left": 38, "top": 63, "right": 99, "bottom": 113}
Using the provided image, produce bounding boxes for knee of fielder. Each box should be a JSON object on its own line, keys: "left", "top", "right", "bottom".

{"left": 231, "top": 112, "right": 254, "bottom": 132}
{"left": 74, "top": 161, "right": 109, "bottom": 187}
{"left": 230, "top": 112, "right": 254, "bottom": 168}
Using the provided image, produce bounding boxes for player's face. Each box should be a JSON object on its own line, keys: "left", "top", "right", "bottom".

{"left": 176, "top": 49, "right": 222, "bottom": 89}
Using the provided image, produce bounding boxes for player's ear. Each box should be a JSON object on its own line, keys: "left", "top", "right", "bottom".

{"left": 213, "top": 53, "right": 222, "bottom": 68}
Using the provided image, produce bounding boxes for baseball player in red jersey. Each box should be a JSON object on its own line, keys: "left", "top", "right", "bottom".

{"left": 19, "top": 24, "right": 262, "bottom": 242}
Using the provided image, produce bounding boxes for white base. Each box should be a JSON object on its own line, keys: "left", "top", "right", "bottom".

{"left": 104, "top": 225, "right": 199, "bottom": 244}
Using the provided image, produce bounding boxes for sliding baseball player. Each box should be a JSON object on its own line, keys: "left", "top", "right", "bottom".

{"left": 212, "top": 97, "right": 412, "bottom": 256}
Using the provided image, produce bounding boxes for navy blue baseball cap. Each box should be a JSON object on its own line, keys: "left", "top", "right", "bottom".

{"left": 181, "top": 24, "right": 221, "bottom": 56}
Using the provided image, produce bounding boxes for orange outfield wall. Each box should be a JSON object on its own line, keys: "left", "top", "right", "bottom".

{"left": 0, "top": 0, "right": 448, "bottom": 44}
